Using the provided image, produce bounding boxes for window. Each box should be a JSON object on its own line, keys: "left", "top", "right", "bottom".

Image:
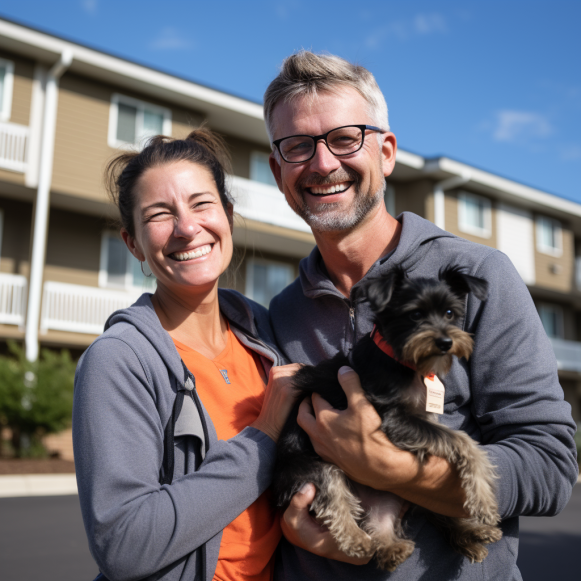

{"left": 0, "top": 58, "right": 14, "bottom": 121}
{"left": 458, "top": 192, "right": 491, "bottom": 238}
{"left": 99, "top": 232, "right": 156, "bottom": 292}
{"left": 250, "top": 151, "right": 277, "bottom": 187}
{"left": 536, "top": 216, "right": 563, "bottom": 256}
{"left": 538, "top": 304, "right": 564, "bottom": 339}
{"left": 245, "top": 259, "right": 294, "bottom": 307}
{"left": 108, "top": 94, "right": 171, "bottom": 149}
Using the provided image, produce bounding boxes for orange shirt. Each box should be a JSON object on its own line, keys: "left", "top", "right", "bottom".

{"left": 173, "top": 327, "right": 281, "bottom": 581}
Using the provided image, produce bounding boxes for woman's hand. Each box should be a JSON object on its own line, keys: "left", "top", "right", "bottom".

{"left": 281, "top": 483, "right": 372, "bottom": 565}
{"left": 251, "top": 363, "right": 302, "bottom": 442}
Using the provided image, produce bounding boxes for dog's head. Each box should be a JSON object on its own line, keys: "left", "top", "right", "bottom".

{"left": 364, "top": 265, "right": 488, "bottom": 376}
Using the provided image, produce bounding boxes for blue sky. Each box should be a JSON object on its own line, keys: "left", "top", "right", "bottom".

{"left": 1, "top": 1, "right": 580, "bottom": 203}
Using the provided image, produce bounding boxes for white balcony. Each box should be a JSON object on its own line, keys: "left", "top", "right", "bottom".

{"left": 550, "top": 337, "right": 581, "bottom": 374}
{"left": 0, "top": 121, "right": 28, "bottom": 173}
{"left": 0, "top": 273, "right": 27, "bottom": 326}
{"left": 231, "top": 175, "right": 312, "bottom": 234}
{"left": 40, "top": 281, "right": 140, "bottom": 335}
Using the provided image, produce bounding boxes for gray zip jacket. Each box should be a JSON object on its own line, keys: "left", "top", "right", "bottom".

{"left": 270, "top": 212, "right": 578, "bottom": 581}
{"left": 73, "top": 289, "right": 283, "bottom": 581}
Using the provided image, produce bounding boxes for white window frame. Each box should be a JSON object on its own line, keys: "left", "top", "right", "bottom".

{"left": 538, "top": 303, "right": 565, "bottom": 339}
{"left": 245, "top": 258, "right": 294, "bottom": 306}
{"left": 536, "top": 216, "right": 563, "bottom": 257}
{"left": 250, "top": 150, "right": 277, "bottom": 187}
{"left": 458, "top": 191, "right": 492, "bottom": 238}
{"left": 0, "top": 58, "right": 15, "bottom": 122}
{"left": 99, "top": 231, "right": 155, "bottom": 292}
{"left": 108, "top": 93, "right": 172, "bottom": 149}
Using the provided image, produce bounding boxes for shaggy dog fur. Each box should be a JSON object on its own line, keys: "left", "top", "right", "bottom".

{"left": 273, "top": 265, "right": 502, "bottom": 571}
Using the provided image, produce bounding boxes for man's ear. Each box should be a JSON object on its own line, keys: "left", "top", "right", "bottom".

{"left": 381, "top": 132, "right": 397, "bottom": 178}
{"left": 269, "top": 151, "right": 284, "bottom": 192}
{"left": 121, "top": 228, "right": 145, "bottom": 262}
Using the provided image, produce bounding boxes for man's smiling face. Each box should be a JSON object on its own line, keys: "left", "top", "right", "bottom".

{"left": 269, "top": 87, "right": 395, "bottom": 233}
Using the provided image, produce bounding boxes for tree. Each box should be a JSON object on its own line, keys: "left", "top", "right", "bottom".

{"left": 0, "top": 342, "right": 75, "bottom": 457}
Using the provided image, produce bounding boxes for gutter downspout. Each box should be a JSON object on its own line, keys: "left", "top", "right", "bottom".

{"left": 25, "top": 50, "right": 73, "bottom": 362}
{"left": 433, "top": 171, "right": 472, "bottom": 230}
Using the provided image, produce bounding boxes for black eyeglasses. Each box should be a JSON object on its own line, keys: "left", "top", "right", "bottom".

{"left": 272, "top": 125, "right": 384, "bottom": 164}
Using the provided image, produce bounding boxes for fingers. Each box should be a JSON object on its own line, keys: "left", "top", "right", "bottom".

{"left": 337, "top": 366, "right": 367, "bottom": 406}
{"left": 288, "top": 483, "right": 316, "bottom": 512}
{"left": 297, "top": 396, "right": 316, "bottom": 433}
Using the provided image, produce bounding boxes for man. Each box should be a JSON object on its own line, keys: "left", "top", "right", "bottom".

{"left": 265, "top": 51, "right": 578, "bottom": 580}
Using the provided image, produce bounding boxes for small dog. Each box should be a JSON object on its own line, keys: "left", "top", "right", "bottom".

{"left": 273, "top": 265, "right": 502, "bottom": 571}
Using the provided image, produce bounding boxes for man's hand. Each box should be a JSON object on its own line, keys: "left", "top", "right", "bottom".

{"left": 297, "top": 366, "right": 469, "bottom": 518}
{"left": 280, "top": 483, "right": 372, "bottom": 565}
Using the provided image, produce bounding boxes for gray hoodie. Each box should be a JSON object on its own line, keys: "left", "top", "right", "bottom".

{"left": 73, "top": 290, "right": 283, "bottom": 581}
{"left": 269, "top": 211, "right": 578, "bottom": 581}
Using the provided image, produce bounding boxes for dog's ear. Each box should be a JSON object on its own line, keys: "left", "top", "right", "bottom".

{"left": 364, "top": 266, "right": 406, "bottom": 312}
{"left": 439, "top": 265, "right": 488, "bottom": 301}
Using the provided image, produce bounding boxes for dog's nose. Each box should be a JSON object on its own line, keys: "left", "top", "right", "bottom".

{"left": 436, "top": 337, "right": 453, "bottom": 352}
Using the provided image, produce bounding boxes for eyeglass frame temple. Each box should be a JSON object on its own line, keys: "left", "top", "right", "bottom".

{"left": 272, "top": 124, "right": 385, "bottom": 163}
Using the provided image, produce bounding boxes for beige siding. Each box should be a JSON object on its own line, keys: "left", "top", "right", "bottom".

{"left": 0, "top": 49, "right": 33, "bottom": 126}
{"left": 0, "top": 168, "right": 25, "bottom": 186}
{"left": 52, "top": 73, "right": 206, "bottom": 203}
{"left": 0, "top": 197, "right": 32, "bottom": 274}
{"left": 534, "top": 223, "right": 574, "bottom": 292}
{"left": 224, "top": 135, "right": 272, "bottom": 180}
{"left": 44, "top": 207, "right": 104, "bottom": 285}
{"left": 444, "top": 191, "right": 497, "bottom": 248}
{"left": 395, "top": 179, "right": 432, "bottom": 220}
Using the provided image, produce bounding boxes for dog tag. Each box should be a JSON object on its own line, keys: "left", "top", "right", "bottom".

{"left": 424, "top": 375, "right": 445, "bottom": 414}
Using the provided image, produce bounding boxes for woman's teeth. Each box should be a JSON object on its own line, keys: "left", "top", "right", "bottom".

{"left": 309, "top": 183, "right": 350, "bottom": 195}
{"left": 172, "top": 245, "right": 212, "bottom": 261}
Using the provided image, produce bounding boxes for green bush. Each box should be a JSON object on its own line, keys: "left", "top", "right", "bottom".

{"left": 0, "top": 341, "right": 75, "bottom": 458}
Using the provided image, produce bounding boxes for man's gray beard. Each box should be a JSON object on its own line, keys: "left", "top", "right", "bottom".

{"left": 292, "top": 177, "right": 386, "bottom": 233}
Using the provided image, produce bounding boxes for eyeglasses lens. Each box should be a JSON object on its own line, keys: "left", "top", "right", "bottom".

{"left": 279, "top": 126, "right": 364, "bottom": 162}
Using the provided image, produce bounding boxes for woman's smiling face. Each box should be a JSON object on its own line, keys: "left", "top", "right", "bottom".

{"left": 122, "top": 160, "right": 233, "bottom": 295}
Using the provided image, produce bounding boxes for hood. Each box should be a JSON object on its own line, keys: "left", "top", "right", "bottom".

{"left": 104, "top": 289, "right": 262, "bottom": 384}
{"left": 299, "top": 211, "right": 456, "bottom": 300}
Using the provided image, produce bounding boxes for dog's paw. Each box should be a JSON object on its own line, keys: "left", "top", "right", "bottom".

{"left": 458, "top": 542, "right": 489, "bottom": 564}
{"left": 335, "top": 531, "right": 374, "bottom": 559}
{"left": 469, "top": 524, "right": 503, "bottom": 545}
{"left": 375, "top": 539, "right": 415, "bottom": 572}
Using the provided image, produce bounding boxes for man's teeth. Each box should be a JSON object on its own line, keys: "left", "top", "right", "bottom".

{"left": 172, "top": 245, "right": 212, "bottom": 261}
{"left": 309, "top": 183, "right": 350, "bottom": 195}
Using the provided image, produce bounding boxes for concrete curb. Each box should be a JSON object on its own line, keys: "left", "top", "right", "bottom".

{"left": 0, "top": 474, "right": 77, "bottom": 498}
{"left": 0, "top": 473, "right": 579, "bottom": 498}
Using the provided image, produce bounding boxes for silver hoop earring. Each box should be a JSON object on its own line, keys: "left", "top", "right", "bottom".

{"left": 140, "top": 261, "right": 153, "bottom": 278}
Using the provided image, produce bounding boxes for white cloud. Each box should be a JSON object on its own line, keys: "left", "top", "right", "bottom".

{"left": 81, "top": 0, "right": 97, "bottom": 14}
{"left": 492, "top": 110, "right": 553, "bottom": 143}
{"left": 414, "top": 13, "right": 447, "bottom": 35}
{"left": 560, "top": 144, "right": 581, "bottom": 161}
{"left": 365, "top": 13, "right": 447, "bottom": 49}
{"left": 150, "top": 27, "right": 193, "bottom": 50}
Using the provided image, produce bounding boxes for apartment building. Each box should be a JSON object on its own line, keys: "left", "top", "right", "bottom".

{"left": 0, "top": 16, "right": 580, "bottom": 447}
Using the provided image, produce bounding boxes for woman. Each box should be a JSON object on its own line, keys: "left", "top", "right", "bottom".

{"left": 73, "top": 129, "right": 299, "bottom": 581}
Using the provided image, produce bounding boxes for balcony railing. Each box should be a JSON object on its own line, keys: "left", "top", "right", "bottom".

{"left": 550, "top": 337, "right": 581, "bottom": 374}
{"left": 40, "top": 281, "right": 140, "bottom": 335}
{"left": 231, "top": 176, "right": 312, "bottom": 234}
{"left": 0, "top": 122, "right": 29, "bottom": 173}
{"left": 0, "top": 273, "right": 27, "bottom": 326}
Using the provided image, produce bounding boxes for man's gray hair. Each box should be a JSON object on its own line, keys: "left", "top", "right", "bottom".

{"left": 263, "top": 50, "right": 389, "bottom": 143}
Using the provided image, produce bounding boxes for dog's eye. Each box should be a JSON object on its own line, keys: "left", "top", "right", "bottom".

{"left": 409, "top": 310, "right": 423, "bottom": 322}
{"left": 445, "top": 309, "right": 454, "bottom": 320}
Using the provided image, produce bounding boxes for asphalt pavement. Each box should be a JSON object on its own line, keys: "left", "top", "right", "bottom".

{"left": 0, "top": 485, "right": 580, "bottom": 581}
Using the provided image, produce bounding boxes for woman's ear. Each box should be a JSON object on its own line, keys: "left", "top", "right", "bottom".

{"left": 121, "top": 228, "right": 145, "bottom": 262}
{"left": 226, "top": 202, "right": 234, "bottom": 233}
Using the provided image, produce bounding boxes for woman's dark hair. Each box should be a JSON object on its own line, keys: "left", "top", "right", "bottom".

{"left": 106, "top": 127, "right": 233, "bottom": 237}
